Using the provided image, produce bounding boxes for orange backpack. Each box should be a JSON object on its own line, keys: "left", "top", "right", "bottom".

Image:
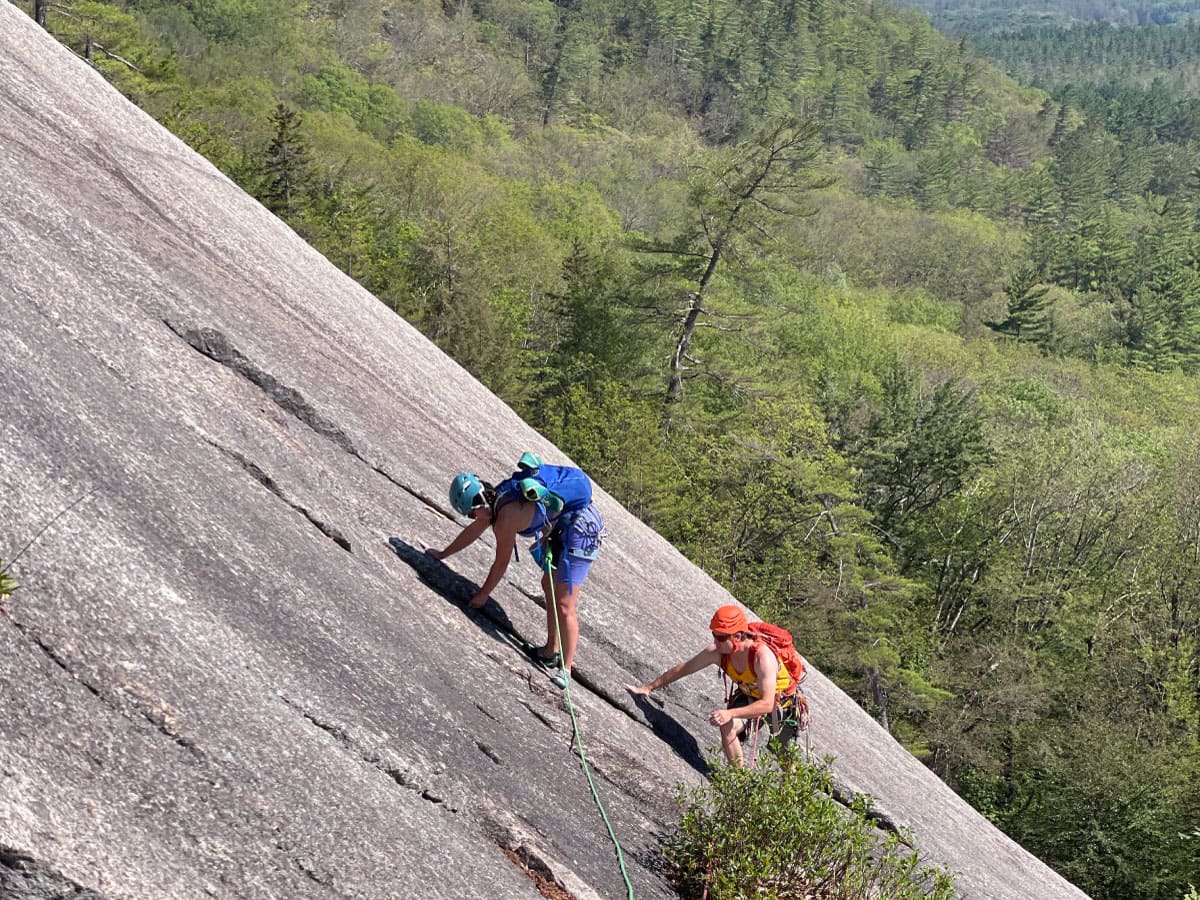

{"left": 722, "top": 621, "right": 807, "bottom": 695}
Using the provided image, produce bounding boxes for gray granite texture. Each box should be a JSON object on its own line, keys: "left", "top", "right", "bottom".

{"left": 0, "top": 4, "right": 1087, "bottom": 898}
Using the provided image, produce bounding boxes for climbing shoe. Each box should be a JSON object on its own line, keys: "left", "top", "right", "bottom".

{"left": 527, "top": 646, "right": 561, "bottom": 669}
{"left": 549, "top": 668, "right": 570, "bottom": 690}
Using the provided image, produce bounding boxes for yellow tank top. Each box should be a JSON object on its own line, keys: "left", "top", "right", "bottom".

{"left": 722, "top": 645, "right": 791, "bottom": 699}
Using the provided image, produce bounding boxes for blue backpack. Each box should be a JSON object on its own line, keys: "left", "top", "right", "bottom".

{"left": 494, "top": 452, "right": 592, "bottom": 516}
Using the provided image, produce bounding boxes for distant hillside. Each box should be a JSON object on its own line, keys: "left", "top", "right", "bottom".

{"left": 897, "top": 0, "right": 1200, "bottom": 32}
{"left": 966, "top": 18, "right": 1200, "bottom": 92}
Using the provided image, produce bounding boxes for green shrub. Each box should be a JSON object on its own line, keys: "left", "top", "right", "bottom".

{"left": 0, "top": 562, "right": 15, "bottom": 600}
{"left": 665, "top": 748, "right": 956, "bottom": 900}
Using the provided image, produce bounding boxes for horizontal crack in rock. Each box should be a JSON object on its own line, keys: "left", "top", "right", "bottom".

{"left": 168, "top": 320, "right": 454, "bottom": 525}
{"left": 5, "top": 619, "right": 202, "bottom": 758}
{"left": 168, "top": 322, "right": 357, "bottom": 455}
{"left": 285, "top": 697, "right": 460, "bottom": 811}
{"left": 474, "top": 740, "right": 502, "bottom": 765}
{"left": 202, "top": 438, "right": 352, "bottom": 553}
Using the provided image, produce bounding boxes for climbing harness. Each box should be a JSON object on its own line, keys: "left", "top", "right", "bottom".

{"left": 728, "top": 685, "right": 809, "bottom": 770}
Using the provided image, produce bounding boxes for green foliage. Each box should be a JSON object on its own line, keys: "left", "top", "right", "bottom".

{"left": 866, "top": 370, "right": 988, "bottom": 521}
{"left": 655, "top": 398, "right": 855, "bottom": 599}
{"left": 665, "top": 749, "right": 956, "bottom": 899}
{"left": 967, "top": 20, "right": 1200, "bottom": 90}
{"left": 635, "top": 114, "right": 832, "bottom": 403}
{"left": 411, "top": 100, "right": 498, "bottom": 150}
{"left": 985, "top": 266, "right": 1051, "bottom": 345}
{"left": 800, "top": 190, "right": 1022, "bottom": 314}
{"left": 885, "top": 289, "right": 961, "bottom": 330}
{"left": 1039, "top": 284, "right": 1126, "bottom": 360}
{"left": 525, "top": 239, "right": 646, "bottom": 388}
{"left": 255, "top": 104, "right": 315, "bottom": 218}
{"left": 297, "top": 63, "right": 410, "bottom": 141}
{"left": 997, "top": 704, "right": 1200, "bottom": 900}
{"left": 182, "top": 0, "right": 306, "bottom": 47}
{"left": 0, "top": 562, "right": 16, "bottom": 601}
{"left": 42, "top": 1, "right": 182, "bottom": 103}
{"left": 1125, "top": 198, "right": 1200, "bottom": 372}
{"left": 523, "top": 376, "right": 671, "bottom": 519}
{"left": 904, "top": 0, "right": 1200, "bottom": 36}
{"left": 304, "top": 173, "right": 388, "bottom": 284}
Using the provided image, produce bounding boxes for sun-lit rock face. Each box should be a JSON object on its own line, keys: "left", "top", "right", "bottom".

{"left": 0, "top": 5, "right": 1087, "bottom": 899}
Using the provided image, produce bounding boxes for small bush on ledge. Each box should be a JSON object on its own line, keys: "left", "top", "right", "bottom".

{"left": 0, "top": 561, "right": 15, "bottom": 601}
{"left": 665, "top": 747, "right": 956, "bottom": 900}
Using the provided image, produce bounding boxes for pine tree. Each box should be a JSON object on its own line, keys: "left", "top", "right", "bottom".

{"left": 985, "top": 267, "right": 1051, "bottom": 346}
{"left": 864, "top": 138, "right": 906, "bottom": 198}
{"left": 1128, "top": 199, "right": 1200, "bottom": 371}
{"left": 257, "top": 104, "right": 315, "bottom": 220}
{"left": 852, "top": 366, "right": 989, "bottom": 545}
{"left": 1129, "top": 287, "right": 1177, "bottom": 371}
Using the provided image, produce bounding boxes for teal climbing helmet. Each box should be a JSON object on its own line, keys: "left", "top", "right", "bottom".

{"left": 449, "top": 472, "right": 484, "bottom": 516}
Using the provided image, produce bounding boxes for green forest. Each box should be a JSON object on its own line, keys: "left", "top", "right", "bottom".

{"left": 25, "top": 0, "right": 1200, "bottom": 895}
{"left": 901, "top": 0, "right": 1200, "bottom": 30}
{"left": 900, "top": 0, "right": 1200, "bottom": 112}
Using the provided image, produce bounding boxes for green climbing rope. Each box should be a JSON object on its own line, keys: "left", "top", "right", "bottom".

{"left": 544, "top": 547, "right": 637, "bottom": 900}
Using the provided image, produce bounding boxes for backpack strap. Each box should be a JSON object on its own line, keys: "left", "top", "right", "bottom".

{"left": 745, "top": 639, "right": 765, "bottom": 683}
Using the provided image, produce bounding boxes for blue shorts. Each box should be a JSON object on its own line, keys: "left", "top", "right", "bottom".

{"left": 543, "top": 503, "right": 605, "bottom": 590}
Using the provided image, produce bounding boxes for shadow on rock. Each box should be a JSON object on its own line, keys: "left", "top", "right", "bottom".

{"left": 629, "top": 693, "right": 708, "bottom": 777}
{"left": 387, "top": 537, "right": 521, "bottom": 645}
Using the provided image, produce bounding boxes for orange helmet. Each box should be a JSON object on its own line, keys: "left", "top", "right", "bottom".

{"left": 709, "top": 604, "right": 748, "bottom": 635}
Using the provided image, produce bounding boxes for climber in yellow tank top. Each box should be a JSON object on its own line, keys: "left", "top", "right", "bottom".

{"left": 626, "top": 604, "right": 799, "bottom": 767}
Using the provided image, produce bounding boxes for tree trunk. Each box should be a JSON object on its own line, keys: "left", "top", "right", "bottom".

{"left": 34, "top": 0, "right": 47, "bottom": 27}
{"left": 665, "top": 244, "right": 722, "bottom": 404}
{"left": 868, "top": 667, "right": 890, "bottom": 733}
{"left": 666, "top": 292, "right": 702, "bottom": 403}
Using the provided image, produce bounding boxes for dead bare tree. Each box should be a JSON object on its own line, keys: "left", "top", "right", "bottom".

{"left": 636, "top": 116, "right": 833, "bottom": 413}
